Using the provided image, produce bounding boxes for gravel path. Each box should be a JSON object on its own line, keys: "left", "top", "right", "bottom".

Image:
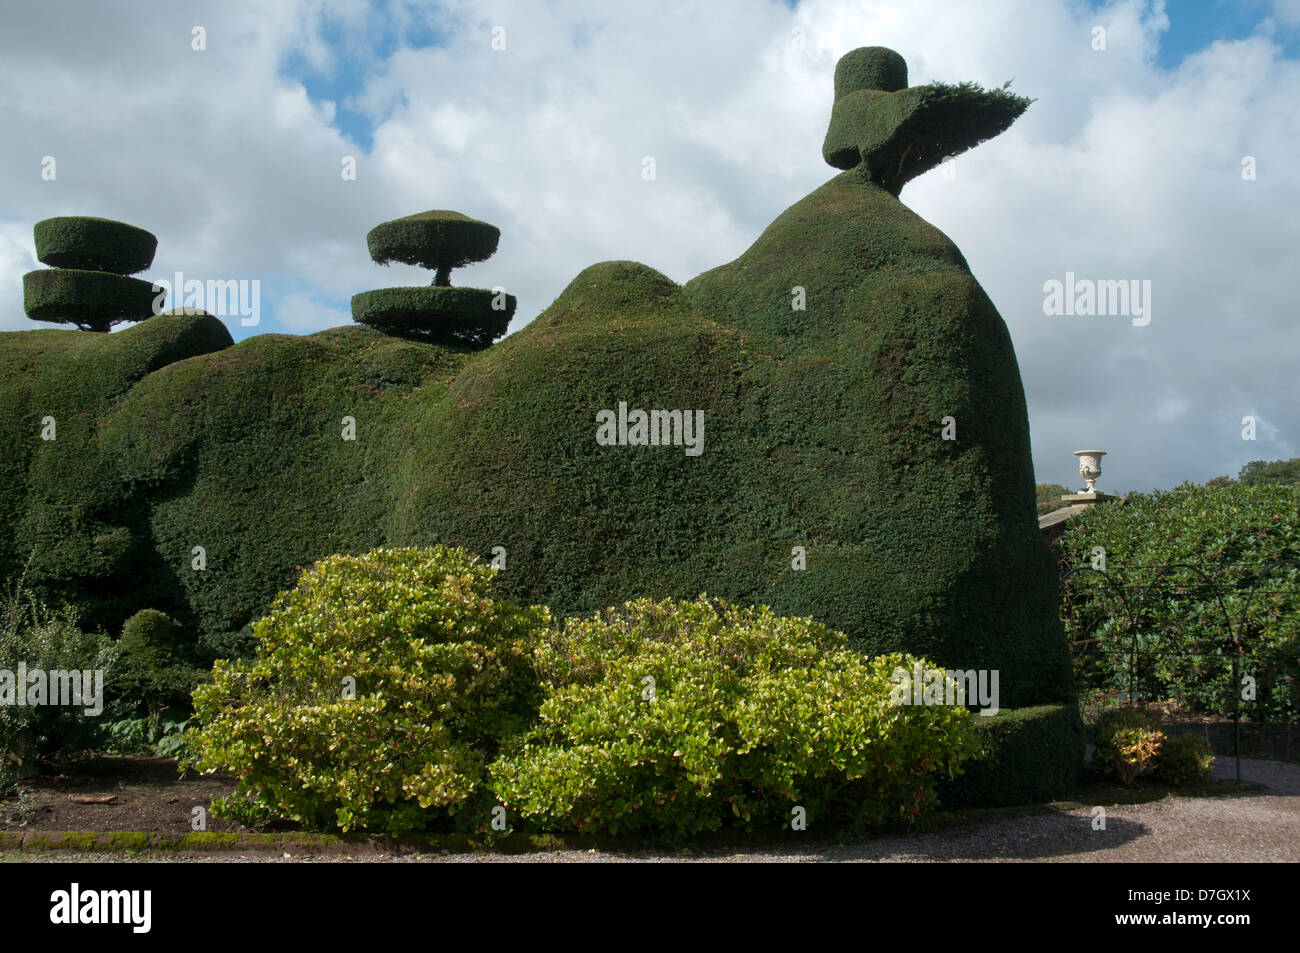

{"left": 7, "top": 758, "right": 1299, "bottom": 863}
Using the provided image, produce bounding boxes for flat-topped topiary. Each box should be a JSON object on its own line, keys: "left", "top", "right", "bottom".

{"left": 23, "top": 268, "right": 159, "bottom": 333}
{"left": 33, "top": 216, "right": 158, "bottom": 275}
{"left": 352, "top": 209, "right": 514, "bottom": 348}
{"left": 23, "top": 216, "right": 160, "bottom": 332}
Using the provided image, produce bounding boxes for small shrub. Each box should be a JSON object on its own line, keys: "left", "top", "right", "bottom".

{"left": 493, "top": 596, "right": 982, "bottom": 838}
{"left": 115, "top": 610, "right": 204, "bottom": 739}
{"left": 1157, "top": 733, "right": 1215, "bottom": 786}
{"left": 1093, "top": 706, "right": 1164, "bottom": 785}
{"left": 0, "top": 574, "right": 116, "bottom": 780}
{"left": 182, "top": 545, "right": 549, "bottom": 834}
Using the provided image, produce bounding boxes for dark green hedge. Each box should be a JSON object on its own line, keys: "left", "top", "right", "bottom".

{"left": 33, "top": 216, "right": 157, "bottom": 275}
{"left": 834, "top": 45, "right": 908, "bottom": 97}
{"left": 936, "top": 704, "right": 1085, "bottom": 808}
{"left": 23, "top": 269, "right": 159, "bottom": 332}
{"left": 0, "top": 312, "right": 233, "bottom": 632}
{"left": 351, "top": 287, "right": 515, "bottom": 348}
{"left": 823, "top": 80, "right": 1032, "bottom": 192}
{"left": 366, "top": 210, "right": 500, "bottom": 282}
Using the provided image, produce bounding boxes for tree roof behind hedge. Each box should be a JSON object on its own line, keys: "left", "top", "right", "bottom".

{"left": 365, "top": 210, "right": 500, "bottom": 276}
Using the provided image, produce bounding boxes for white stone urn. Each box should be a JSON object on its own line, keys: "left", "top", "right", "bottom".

{"left": 1073, "top": 450, "right": 1106, "bottom": 493}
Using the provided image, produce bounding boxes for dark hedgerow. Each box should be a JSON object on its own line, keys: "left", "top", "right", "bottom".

{"left": 366, "top": 210, "right": 500, "bottom": 287}
{"left": 350, "top": 286, "right": 515, "bottom": 348}
{"left": 33, "top": 216, "right": 158, "bottom": 275}
{"left": 23, "top": 268, "right": 159, "bottom": 332}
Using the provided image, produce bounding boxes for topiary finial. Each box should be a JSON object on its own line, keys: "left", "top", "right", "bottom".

{"left": 352, "top": 209, "right": 515, "bottom": 348}
{"left": 822, "top": 46, "right": 1033, "bottom": 195}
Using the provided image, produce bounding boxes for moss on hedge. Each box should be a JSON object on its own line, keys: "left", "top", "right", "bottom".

{"left": 33, "top": 216, "right": 158, "bottom": 275}
{"left": 23, "top": 269, "right": 160, "bottom": 332}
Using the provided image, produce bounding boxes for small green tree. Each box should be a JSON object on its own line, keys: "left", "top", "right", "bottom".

{"left": 1036, "top": 483, "right": 1071, "bottom": 504}
{"left": 1239, "top": 457, "right": 1300, "bottom": 487}
{"left": 114, "top": 610, "right": 203, "bottom": 740}
{"left": 0, "top": 573, "right": 116, "bottom": 785}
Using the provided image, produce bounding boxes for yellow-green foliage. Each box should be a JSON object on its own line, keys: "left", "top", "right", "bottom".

{"left": 183, "top": 545, "right": 549, "bottom": 834}
{"left": 493, "top": 596, "right": 982, "bottom": 838}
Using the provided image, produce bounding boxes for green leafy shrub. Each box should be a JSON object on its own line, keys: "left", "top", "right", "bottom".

{"left": 1157, "top": 733, "right": 1215, "bottom": 786}
{"left": 114, "top": 610, "right": 204, "bottom": 739}
{"left": 182, "top": 545, "right": 549, "bottom": 834}
{"left": 0, "top": 574, "right": 116, "bottom": 785}
{"left": 1059, "top": 482, "right": 1300, "bottom": 718}
{"left": 104, "top": 711, "right": 190, "bottom": 757}
{"left": 1093, "top": 707, "right": 1164, "bottom": 785}
{"left": 492, "top": 597, "right": 982, "bottom": 838}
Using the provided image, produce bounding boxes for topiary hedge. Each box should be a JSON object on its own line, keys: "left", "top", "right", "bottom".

{"left": 23, "top": 268, "right": 159, "bottom": 333}
{"left": 353, "top": 210, "right": 513, "bottom": 346}
{"left": 33, "top": 216, "right": 158, "bottom": 275}
{"left": 821, "top": 46, "right": 1031, "bottom": 193}
{"left": 935, "top": 703, "right": 1085, "bottom": 808}
{"left": 350, "top": 287, "right": 515, "bottom": 347}
{"left": 0, "top": 311, "right": 235, "bottom": 636}
{"left": 366, "top": 210, "right": 500, "bottom": 287}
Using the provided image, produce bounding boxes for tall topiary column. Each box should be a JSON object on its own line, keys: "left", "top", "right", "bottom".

{"left": 22, "top": 216, "right": 160, "bottom": 332}
{"left": 350, "top": 210, "right": 516, "bottom": 348}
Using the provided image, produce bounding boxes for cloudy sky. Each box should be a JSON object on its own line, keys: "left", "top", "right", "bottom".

{"left": 1, "top": 0, "right": 1296, "bottom": 493}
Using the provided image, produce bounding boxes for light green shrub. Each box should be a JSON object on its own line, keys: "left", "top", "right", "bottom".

{"left": 182, "top": 545, "right": 549, "bottom": 834}
{"left": 493, "top": 597, "right": 982, "bottom": 838}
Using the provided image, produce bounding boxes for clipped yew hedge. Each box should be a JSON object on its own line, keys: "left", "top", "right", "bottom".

{"left": 23, "top": 269, "right": 159, "bottom": 332}
{"left": 367, "top": 210, "right": 500, "bottom": 286}
{"left": 935, "top": 704, "right": 1085, "bottom": 808}
{"left": 33, "top": 216, "right": 158, "bottom": 275}
{"left": 351, "top": 287, "right": 515, "bottom": 347}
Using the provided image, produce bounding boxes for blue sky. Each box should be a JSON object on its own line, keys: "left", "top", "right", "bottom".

{"left": 1, "top": 0, "right": 1297, "bottom": 494}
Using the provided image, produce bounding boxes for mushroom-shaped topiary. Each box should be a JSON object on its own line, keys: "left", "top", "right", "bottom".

{"left": 23, "top": 216, "right": 160, "bottom": 332}
{"left": 822, "top": 46, "right": 1032, "bottom": 195}
{"left": 351, "top": 209, "right": 516, "bottom": 348}
{"left": 366, "top": 210, "right": 500, "bottom": 287}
